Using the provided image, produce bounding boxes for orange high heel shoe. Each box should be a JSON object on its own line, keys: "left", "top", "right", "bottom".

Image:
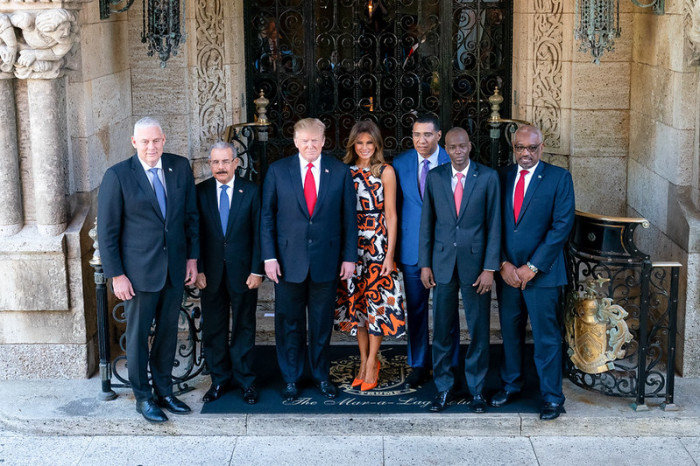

{"left": 351, "top": 375, "right": 364, "bottom": 388}
{"left": 361, "top": 360, "right": 381, "bottom": 391}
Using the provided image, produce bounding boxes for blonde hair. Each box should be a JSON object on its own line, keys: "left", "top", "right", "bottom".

{"left": 294, "top": 118, "right": 326, "bottom": 137}
{"left": 343, "top": 120, "right": 386, "bottom": 178}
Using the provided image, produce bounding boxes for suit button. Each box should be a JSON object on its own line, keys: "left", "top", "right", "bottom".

{"left": 308, "top": 239, "right": 312, "bottom": 244}
{"left": 456, "top": 226, "right": 460, "bottom": 230}
{"left": 165, "top": 228, "right": 168, "bottom": 233}
{"left": 453, "top": 242, "right": 457, "bottom": 247}
{"left": 309, "top": 221, "right": 313, "bottom": 225}
{"left": 163, "top": 246, "right": 167, "bottom": 250}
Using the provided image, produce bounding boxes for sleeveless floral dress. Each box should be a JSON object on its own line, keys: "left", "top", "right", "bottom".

{"left": 335, "top": 165, "right": 406, "bottom": 338}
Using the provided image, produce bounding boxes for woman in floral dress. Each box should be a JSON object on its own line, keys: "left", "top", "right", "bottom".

{"left": 335, "top": 120, "right": 405, "bottom": 391}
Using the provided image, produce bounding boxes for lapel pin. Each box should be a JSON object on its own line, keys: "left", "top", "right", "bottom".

{"left": 239, "top": 189, "right": 244, "bottom": 193}
{"left": 538, "top": 175, "right": 542, "bottom": 179}
{"left": 168, "top": 168, "right": 172, "bottom": 172}
{"left": 325, "top": 169, "right": 329, "bottom": 173}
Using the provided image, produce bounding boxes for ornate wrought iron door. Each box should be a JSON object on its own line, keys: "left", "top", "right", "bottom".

{"left": 245, "top": 0, "right": 511, "bottom": 164}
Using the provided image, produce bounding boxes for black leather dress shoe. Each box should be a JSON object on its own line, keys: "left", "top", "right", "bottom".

{"left": 404, "top": 367, "right": 428, "bottom": 389}
{"left": 156, "top": 395, "right": 192, "bottom": 415}
{"left": 540, "top": 402, "right": 565, "bottom": 420}
{"left": 490, "top": 389, "right": 520, "bottom": 408}
{"left": 136, "top": 399, "right": 168, "bottom": 423}
{"left": 243, "top": 385, "right": 258, "bottom": 405}
{"left": 429, "top": 390, "right": 452, "bottom": 413}
{"left": 317, "top": 380, "right": 337, "bottom": 399}
{"left": 282, "top": 382, "right": 298, "bottom": 401}
{"left": 203, "top": 383, "right": 229, "bottom": 403}
{"left": 467, "top": 394, "right": 487, "bottom": 413}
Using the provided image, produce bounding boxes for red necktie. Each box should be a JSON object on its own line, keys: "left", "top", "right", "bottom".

{"left": 513, "top": 169, "right": 529, "bottom": 222}
{"left": 454, "top": 173, "right": 464, "bottom": 215}
{"left": 304, "top": 162, "right": 317, "bottom": 216}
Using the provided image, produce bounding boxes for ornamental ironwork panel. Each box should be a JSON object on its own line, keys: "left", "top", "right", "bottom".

{"left": 564, "top": 211, "right": 679, "bottom": 411}
{"left": 244, "top": 0, "right": 512, "bottom": 164}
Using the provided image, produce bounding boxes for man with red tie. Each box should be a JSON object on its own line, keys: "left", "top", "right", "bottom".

{"left": 261, "top": 118, "right": 357, "bottom": 401}
{"left": 491, "top": 125, "right": 575, "bottom": 420}
{"left": 418, "top": 127, "right": 501, "bottom": 413}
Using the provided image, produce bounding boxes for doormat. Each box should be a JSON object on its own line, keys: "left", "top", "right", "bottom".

{"left": 201, "top": 344, "right": 541, "bottom": 414}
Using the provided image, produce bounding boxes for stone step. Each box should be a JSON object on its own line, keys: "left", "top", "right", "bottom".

{"left": 254, "top": 281, "right": 533, "bottom": 345}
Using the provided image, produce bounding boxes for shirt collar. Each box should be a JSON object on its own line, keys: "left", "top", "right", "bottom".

{"left": 451, "top": 161, "right": 470, "bottom": 178}
{"left": 418, "top": 146, "right": 440, "bottom": 168}
{"left": 299, "top": 154, "right": 321, "bottom": 170}
{"left": 517, "top": 161, "right": 539, "bottom": 173}
{"left": 215, "top": 177, "right": 235, "bottom": 191}
{"left": 138, "top": 156, "right": 163, "bottom": 173}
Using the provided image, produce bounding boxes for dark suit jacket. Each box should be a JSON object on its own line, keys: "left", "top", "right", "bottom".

{"left": 261, "top": 154, "right": 357, "bottom": 283}
{"left": 97, "top": 153, "right": 199, "bottom": 292}
{"left": 196, "top": 176, "right": 263, "bottom": 294}
{"left": 393, "top": 146, "right": 450, "bottom": 266}
{"left": 418, "top": 161, "right": 501, "bottom": 284}
{"left": 499, "top": 161, "right": 575, "bottom": 288}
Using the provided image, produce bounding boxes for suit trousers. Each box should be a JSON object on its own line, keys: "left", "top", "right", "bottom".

{"left": 402, "top": 263, "right": 459, "bottom": 369}
{"left": 201, "top": 268, "right": 257, "bottom": 389}
{"left": 274, "top": 276, "right": 337, "bottom": 383}
{"left": 125, "top": 278, "right": 184, "bottom": 402}
{"left": 497, "top": 282, "right": 565, "bottom": 404}
{"left": 432, "top": 268, "right": 490, "bottom": 395}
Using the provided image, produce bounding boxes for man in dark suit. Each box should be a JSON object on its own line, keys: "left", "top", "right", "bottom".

{"left": 418, "top": 127, "right": 501, "bottom": 413}
{"left": 195, "top": 142, "right": 262, "bottom": 405}
{"left": 261, "top": 118, "right": 357, "bottom": 401}
{"left": 97, "top": 117, "right": 199, "bottom": 423}
{"left": 491, "top": 125, "right": 575, "bottom": 420}
{"left": 393, "top": 113, "right": 460, "bottom": 389}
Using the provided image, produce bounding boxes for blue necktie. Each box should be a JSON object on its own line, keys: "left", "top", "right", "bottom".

{"left": 219, "top": 185, "right": 229, "bottom": 235}
{"left": 149, "top": 168, "right": 167, "bottom": 218}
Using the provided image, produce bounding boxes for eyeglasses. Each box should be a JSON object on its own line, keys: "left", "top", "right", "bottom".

{"left": 210, "top": 160, "right": 233, "bottom": 166}
{"left": 513, "top": 144, "right": 541, "bottom": 153}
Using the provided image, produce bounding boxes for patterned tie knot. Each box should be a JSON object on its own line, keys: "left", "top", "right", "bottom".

{"left": 221, "top": 185, "right": 228, "bottom": 193}
{"left": 422, "top": 159, "right": 430, "bottom": 168}
{"left": 456, "top": 173, "right": 464, "bottom": 182}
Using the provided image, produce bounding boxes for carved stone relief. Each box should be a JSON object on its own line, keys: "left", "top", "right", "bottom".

{"left": 0, "top": 8, "right": 77, "bottom": 79}
{"left": 532, "top": 0, "right": 563, "bottom": 150}
{"left": 195, "top": 0, "right": 227, "bottom": 151}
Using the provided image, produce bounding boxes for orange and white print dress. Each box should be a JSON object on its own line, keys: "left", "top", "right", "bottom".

{"left": 335, "top": 165, "right": 406, "bottom": 338}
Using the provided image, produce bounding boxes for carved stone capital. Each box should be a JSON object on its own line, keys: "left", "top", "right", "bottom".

{"left": 0, "top": 8, "right": 79, "bottom": 79}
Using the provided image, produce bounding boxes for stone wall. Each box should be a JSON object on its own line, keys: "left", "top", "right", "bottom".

{"left": 512, "top": 0, "right": 631, "bottom": 215}
{"left": 627, "top": 0, "right": 700, "bottom": 376}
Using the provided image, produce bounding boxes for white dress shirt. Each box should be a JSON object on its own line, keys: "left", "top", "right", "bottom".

{"left": 215, "top": 178, "right": 235, "bottom": 209}
{"left": 450, "top": 163, "right": 470, "bottom": 191}
{"left": 511, "top": 161, "right": 539, "bottom": 204}
{"left": 299, "top": 154, "right": 321, "bottom": 195}
{"left": 138, "top": 157, "right": 167, "bottom": 193}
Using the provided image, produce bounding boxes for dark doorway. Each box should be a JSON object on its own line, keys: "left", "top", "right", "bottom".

{"left": 245, "top": 0, "right": 512, "bottom": 164}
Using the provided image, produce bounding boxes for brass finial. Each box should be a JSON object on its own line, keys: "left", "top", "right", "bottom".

{"left": 254, "top": 90, "right": 270, "bottom": 125}
{"left": 489, "top": 87, "right": 504, "bottom": 122}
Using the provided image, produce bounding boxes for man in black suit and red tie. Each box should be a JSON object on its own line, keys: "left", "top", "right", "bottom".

{"left": 97, "top": 117, "right": 199, "bottom": 423}
{"left": 195, "top": 142, "right": 263, "bottom": 405}
{"left": 491, "top": 124, "right": 575, "bottom": 420}
{"left": 261, "top": 118, "right": 357, "bottom": 401}
{"left": 418, "top": 127, "right": 501, "bottom": 413}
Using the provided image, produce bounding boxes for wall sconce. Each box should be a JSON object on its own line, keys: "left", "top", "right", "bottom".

{"left": 100, "top": 0, "right": 185, "bottom": 67}
{"left": 575, "top": 0, "right": 664, "bottom": 64}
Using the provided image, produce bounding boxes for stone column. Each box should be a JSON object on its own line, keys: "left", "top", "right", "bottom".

{"left": 27, "top": 78, "right": 69, "bottom": 236}
{"left": 0, "top": 78, "right": 23, "bottom": 236}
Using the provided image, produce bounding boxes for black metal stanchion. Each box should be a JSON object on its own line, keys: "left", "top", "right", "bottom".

{"left": 90, "top": 222, "right": 117, "bottom": 401}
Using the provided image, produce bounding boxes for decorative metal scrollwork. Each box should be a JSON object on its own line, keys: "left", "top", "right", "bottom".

{"left": 245, "top": 0, "right": 512, "bottom": 164}
{"left": 565, "top": 211, "right": 680, "bottom": 411}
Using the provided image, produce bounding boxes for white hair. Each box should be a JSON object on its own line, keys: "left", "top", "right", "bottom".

{"left": 133, "top": 117, "right": 163, "bottom": 136}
